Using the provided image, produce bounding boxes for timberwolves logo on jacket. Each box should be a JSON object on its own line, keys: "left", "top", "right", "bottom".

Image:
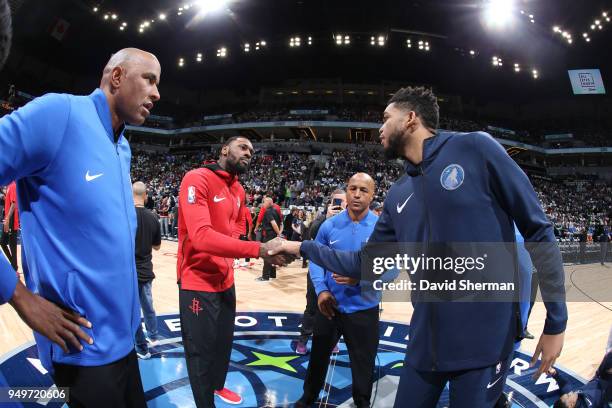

{"left": 440, "top": 164, "right": 464, "bottom": 190}
{"left": 0, "top": 312, "right": 586, "bottom": 407}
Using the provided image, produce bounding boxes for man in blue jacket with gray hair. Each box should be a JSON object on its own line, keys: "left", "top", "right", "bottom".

{"left": 0, "top": 47, "right": 161, "bottom": 407}
{"left": 270, "top": 86, "right": 567, "bottom": 407}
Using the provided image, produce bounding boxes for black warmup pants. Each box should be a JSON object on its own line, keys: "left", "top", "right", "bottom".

{"left": 179, "top": 285, "right": 236, "bottom": 408}
{"left": 261, "top": 234, "right": 276, "bottom": 279}
{"left": 302, "top": 306, "right": 380, "bottom": 408}
{"left": 52, "top": 350, "right": 146, "bottom": 408}
{"left": 298, "top": 273, "right": 318, "bottom": 343}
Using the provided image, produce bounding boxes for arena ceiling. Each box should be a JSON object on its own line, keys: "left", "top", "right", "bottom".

{"left": 4, "top": 0, "right": 611, "bottom": 102}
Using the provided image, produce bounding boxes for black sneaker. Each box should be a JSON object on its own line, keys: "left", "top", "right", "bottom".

{"left": 524, "top": 329, "right": 535, "bottom": 340}
{"left": 255, "top": 277, "right": 270, "bottom": 282}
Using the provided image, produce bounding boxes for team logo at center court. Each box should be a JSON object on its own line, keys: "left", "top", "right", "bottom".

{"left": 187, "top": 186, "right": 196, "bottom": 204}
{"left": 0, "top": 312, "right": 586, "bottom": 408}
{"left": 440, "top": 164, "right": 465, "bottom": 190}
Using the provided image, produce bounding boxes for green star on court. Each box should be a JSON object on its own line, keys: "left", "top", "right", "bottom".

{"left": 246, "top": 351, "right": 301, "bottom": 373}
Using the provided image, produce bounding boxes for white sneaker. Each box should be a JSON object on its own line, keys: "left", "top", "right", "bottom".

{"left": 136, "top": 351, "right": 151, "bottom": 360}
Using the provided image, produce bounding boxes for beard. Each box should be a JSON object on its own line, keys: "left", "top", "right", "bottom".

{"left": 383, "top": 128, "right": 406, "bottom": 160}
{"left": 227, "top": 158, "right": 250, "bottom": 175}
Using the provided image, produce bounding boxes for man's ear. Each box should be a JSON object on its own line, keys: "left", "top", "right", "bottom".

{"left": 110, "top": 66, "right": 123, "bottom": 89}
{"left": 403, "top": 111, "right": 417, "bottom": 131}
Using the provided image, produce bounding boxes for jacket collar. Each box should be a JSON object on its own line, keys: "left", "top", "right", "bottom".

{"left": 203, "top": 161, "right": 238, "bottom": 186}
{"left": 89, "top": 88, "right": 125, "bottom": 143}
{"left": 404, "top": 131, "right": 453, "bottom": 176}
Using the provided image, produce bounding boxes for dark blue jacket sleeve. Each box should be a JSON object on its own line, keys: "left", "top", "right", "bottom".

{"left": 301, "top": 203, "right": 398, "bottom": 279}
{"left": 475, "top": 132, "right": 567, "bottom": 335}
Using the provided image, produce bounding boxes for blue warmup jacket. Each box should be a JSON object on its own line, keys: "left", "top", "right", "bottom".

{"left": 301, "top": 131, "right": 567, "bottom": 372}
{"left": 309, "top": 210, "right": 379, "bottom": 313}
{"left": 0, "top": 89, "right": 139, "bottom": 371}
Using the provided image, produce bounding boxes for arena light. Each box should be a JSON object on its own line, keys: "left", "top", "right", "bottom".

{"left": 334, "top": 34, "right": 350, "bottom": 46}
{"left": 103, "top": 14, "right": 109, "bottom": 20}
{"left": 406, "top": 38, "right": 412, "bottom": 48}
{"left": 532, "top": 69, "right": 538, "bottom": 79}
{"left": 216, "top": 47, "right": 227, "bottom": 58}
{"left": 514, "top": 63, "right": 520, "bottom": 72}
{"left": 244, "top": 43, "right": 250, "bottom": 52}
{"left": 483, "top": 0, "right": 516, "bottom": 28}
{"left": 289, "top": 36, "right": 301, "bottom": 47}
{"left": 469, "top": 49, "right": 476, "bottom": 56}
{"left": 138, "top": 27, "right": 144, "bottom": 33}
{"left": 159, "top": 13, "right": 166, "bottom": 20}
{"left": 93, "top": 7, "right": 98, "bottom": 12}
{"left": 492, "top": 56, "right": 503, "bottom": 67}
{"left": 111, "top": 14, "right": 117, "bottom": 20}
{"left": 196, "top": 52, "right": 203, "bottom": 62}
{"left": 178, "top": 57, "right": 184, "bottom": 67}
{"left": 119, "top": 26, "right": 125, "bottom": 31}
{"left": 194, "top": 0, "right": 228, "bottom": 16}
{"left": 308, "top": 36, "right": 312, "bottom": 45}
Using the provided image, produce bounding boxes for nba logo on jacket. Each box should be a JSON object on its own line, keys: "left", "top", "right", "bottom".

{"left": 187, "top": 186, "right": 196, "bottom": 204}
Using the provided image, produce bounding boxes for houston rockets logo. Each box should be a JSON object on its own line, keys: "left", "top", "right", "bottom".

{"left": 0, "top": 312, "right": 586, "bottom": 407}
{"left": 189, "top": 298, "right": 203, "bottom": 316}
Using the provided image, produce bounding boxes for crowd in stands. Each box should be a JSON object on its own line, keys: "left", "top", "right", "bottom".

{"left": 128, "top": 145, "right": 610, "bottom": 244}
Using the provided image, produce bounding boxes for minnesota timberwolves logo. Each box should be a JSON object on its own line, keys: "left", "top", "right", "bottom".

{"left": 440, "top": 164, "right": 464, "bottom": 191}
{"left": 0, "top": 312, "right": 586, "bottom": 407}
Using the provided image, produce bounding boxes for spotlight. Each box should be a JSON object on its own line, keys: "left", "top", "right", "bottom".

{"left": 553, "top": 26, "right": 560, "bottom": 32}
{"left": 93, "top": 7, "right": 98, "bottom": 12}
{"left": 583, "top": 32, "right": 588, "bottom": 37}
{"left": 591, "top": 25, "right": 595, "bottom": 30}
{"left": 159, "top": 13, "right": 166, "bottom": 20}
{"left": 195, "top": 0, "right": 228, "bottom": 15}
{"left": 532, "top": 69, "right": 538, "bottom": 79}
{"left": 244, "top": 43, "right": 250, "bottom": 52}
{"left": 122, "top": 22, "right": 127, "bottom": 27}
{"left": 308, "top": 36, "right": 312, "bottom": 45}
{"left": 111, "top": 14, "right": 117, "bottom": 20}
{"left": 178, "top": 58, "right": 184, "bottom": 67}
{"left": 139, "top": 28, "right": 144, "bottom": 33}
{"left": 586, "top": 38, "right": 591, "bottom": 42}
{"left": 469, "top": 49, "right": 476, "bottom": 55}
{"left": 406, "top": 39, "right": 412, "bottom": 48}
{"left": 514, "top": 63, "right": 520, "bottom": 72}
{"left": 484, "top": 0, "right": 515, "bottom": 28}
{"left": 119, "top": 26, "right": 124, "bottom": 31}
{"left": 260, "top": 40, "right": 266, "bottom": 46}
{"left": 216, "top": 47, "right": 227, "bottom": 58}
{"left": 103, "top": 14, "right": 109, "bottom": 20}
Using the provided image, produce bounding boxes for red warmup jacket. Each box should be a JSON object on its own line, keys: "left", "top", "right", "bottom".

{"left": 177, "top": 163, "right": 261, "bottom": 292}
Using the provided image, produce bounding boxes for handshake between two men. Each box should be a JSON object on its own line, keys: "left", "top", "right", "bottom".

{"left": 257, "top": 237, "right": 359, "bottom": 286}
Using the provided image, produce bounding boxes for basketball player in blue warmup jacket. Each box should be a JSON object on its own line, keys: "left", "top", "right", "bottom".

{"left": 270, "top": 86, "right": 567, "bottom": 407}
{"left": 0, "top": 48, "right": 161, "bottom": 407}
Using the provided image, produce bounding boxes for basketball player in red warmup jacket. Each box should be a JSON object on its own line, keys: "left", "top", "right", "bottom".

{"left": 177, "top": 136, "right": 291, "bottom": 407}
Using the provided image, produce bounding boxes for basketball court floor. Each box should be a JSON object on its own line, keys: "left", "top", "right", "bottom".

{"left": 0, "top": 241, "right": 610, "bottom": 407}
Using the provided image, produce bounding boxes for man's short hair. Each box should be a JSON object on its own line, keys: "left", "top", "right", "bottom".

{"left": 331, "top": 189, "right": 346, "bottom": 197}
{"left": 219, "top": 136, "right": 248, "bottom": 156}
{"left": 132, "top": 181, "right": 146, "bottom": 196}
{"left": 388, "top": 86, "right": 439, "bottom": 130}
